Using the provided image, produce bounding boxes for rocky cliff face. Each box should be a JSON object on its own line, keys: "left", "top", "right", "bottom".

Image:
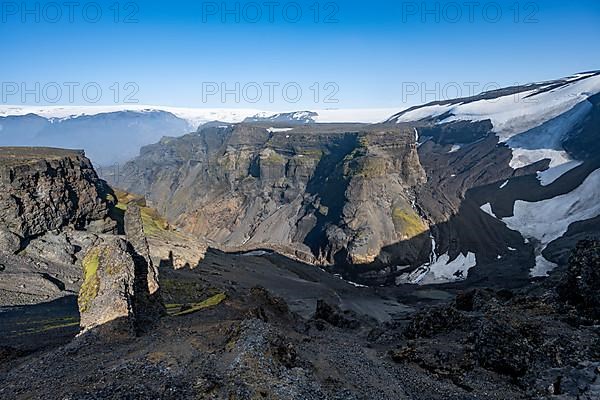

{"left": 112, "top": 73, "right": 600, "bottom": 288}
{"left": 0, "top": 147, "right": 115, "bottom": 250}
{"left": 112, "top": 123, "right": 428, "bottom": 268}
{"left": 0, "top": 147, "right": 118, "bottom": 307}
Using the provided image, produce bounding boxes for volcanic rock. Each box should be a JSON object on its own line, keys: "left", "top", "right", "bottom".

{"left": 0, "top": 147, "right": 115, "bottom": 243}
{"left": 77, "top": 236, "right": 136, "bottom": 335}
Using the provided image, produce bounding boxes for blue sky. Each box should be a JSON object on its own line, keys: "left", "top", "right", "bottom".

{"left": 1, "top": 0, "right": 599, "bottom": 110}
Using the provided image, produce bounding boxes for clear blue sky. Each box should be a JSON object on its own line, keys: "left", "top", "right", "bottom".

{"left": 1, "top": 0, "right": 599, "bottom": 110}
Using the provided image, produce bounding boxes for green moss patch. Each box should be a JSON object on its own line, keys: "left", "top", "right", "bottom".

{"left": 346, "top": 157, "right": 387, "bottom": 178}
{"left": 79, "top": 248, "right": 101, "bottom": 313}
{"left": 140, "top": 208, "right": 169, "bottom": 236}
{"left": 392, "top": 207, "right": 428, "bottom": 239}
{"left": 167, "top": 293, "right": 227, "bottom": 317}
{"left": 112, "top": 189, "right": 170, "bottom": 237}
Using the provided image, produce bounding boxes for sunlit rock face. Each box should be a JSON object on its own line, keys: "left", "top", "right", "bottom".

{"left": 111, "top": 123, "right": 428, "bottom": 273}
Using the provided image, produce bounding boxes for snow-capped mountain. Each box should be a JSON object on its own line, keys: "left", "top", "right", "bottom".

{"left": 385, "top": 71, "right": 600, "bottom": 284}
{"left": 0, "top": 106, "right": 263, "bottom": 131}
{"left": 388, "top": 71, "right": 600, "bottom": 171}
{"left": 0, "top": 106, "right": 396, "bottom": 129}
{"left": 243, "top": 111, "right": 319, "bottom": 124}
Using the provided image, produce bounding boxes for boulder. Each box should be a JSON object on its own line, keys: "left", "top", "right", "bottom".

{"left": 474, "top": 317, "right": 532, "bottom": 378}
{"left": 124, "top": 204, "right": 166, "bottom": 323}
{"left": 78, "top": 237, "right": 136, "bottom": 335}
{"left": 77, "top": 205, "right": 167, "bottom": 335}
{"left": 124, "top": 204, "right": 159, "bottom": 295}
{"left": 313, "top": 300, "right": 360, "bottom": 329}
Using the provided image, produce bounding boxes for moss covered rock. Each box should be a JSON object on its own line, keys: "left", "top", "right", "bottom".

{"left": 77, "top": 237, "right": 136, "bottom": 335}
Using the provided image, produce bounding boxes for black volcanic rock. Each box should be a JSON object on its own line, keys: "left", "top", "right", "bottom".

{"left": 0, "top": 147, "right": 115, "bottom": 243}
{"left": 313, "top": 299, "right": 360, "bottom": 329}
{"left": 557, "top": 239, "right": 600, "bottom": 320}
{"left": 0, "top": 147, "right": 117, "bottom": 307}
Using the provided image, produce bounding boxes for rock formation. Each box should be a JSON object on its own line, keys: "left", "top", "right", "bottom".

{"left": 125, "top": 204, "right": 160, "bottom": 294}
{"left": 107, "top": 73, "right": 600, "bottom": 288}
{"left": 0, "top": 147, "right": 118, "bottom": 307}
{"left": 0, "top": 147, "right": 115, "bottom": 254}
{"left": 110, "top": 124, "right": 428, "bottom": 271}
{"left": 78, "top": 236, "right": 136, "bottom": 335}
{"left": 124, "top": 204, "right": 166, "bottom": 323}
{"left": 78, "top": 204, "right": 165, "bottom": 334}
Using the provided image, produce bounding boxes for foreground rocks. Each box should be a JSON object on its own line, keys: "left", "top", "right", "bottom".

{"left": 388, "top": 241, "right": 600, "bottom": 398}
{"left": 78, "top": 205, "right": 165, "bottom": 335}
{"left": 557, "top": 239, "right": 600, "bottom": 321}
{"left": 2, "top": 241, "right": 599, "bottom": 399}
{"left": 0, "top": 147, "right": 117, "bottom": 307}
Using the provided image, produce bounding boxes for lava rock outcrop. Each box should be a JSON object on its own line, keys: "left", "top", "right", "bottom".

{"left": 0, "top": 147, "right": 115, "bottom": 252}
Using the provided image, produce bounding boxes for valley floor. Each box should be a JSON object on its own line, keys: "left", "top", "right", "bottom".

{"left": 2, "top": 245, "right": 600, "bottom": 400}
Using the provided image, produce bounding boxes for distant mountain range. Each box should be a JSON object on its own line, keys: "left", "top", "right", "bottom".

{"left": 243, "top": 111, "right": 319, "bottom": 124}
{"left": 0, "top": 106, "right": 396, "bottom": 165}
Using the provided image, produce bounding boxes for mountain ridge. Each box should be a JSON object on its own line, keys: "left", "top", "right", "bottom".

{"left": 107, "top": 71, "right": 600, "bottom": 287}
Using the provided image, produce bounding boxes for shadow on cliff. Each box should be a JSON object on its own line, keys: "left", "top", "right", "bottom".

{"left": 303, "top": 134, "right": 357, "bottom": 259}
{"left": 327, "top": 156, "right": 600, "bottom": 290}
{"left": 328, "top": 196, "right": 533, "bottom": 290}
{"left": 127, "top": 242, "right": 166, "bottom": 333}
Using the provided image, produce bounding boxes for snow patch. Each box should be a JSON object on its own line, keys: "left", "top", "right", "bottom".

{"left": 394, "top": 104, "right": 456, "bottom": 123}
{"left": 435, "top": 75, "right": 600, "bottom": 143}
{"left": 396, "top": 252, "right": 477, "bottom": 285}
{"left": 448, "top": 144, "right": 461, "bottom": 153}
{"left": 531, "top": 255, "right": 559, "bottom": 278}
{"left": 390, "top": 74, "right": 600, "bottom": 170}
{"left": 346, "top": 280, "right": 368, "bottom": 288}
{"left": 396, "top": 235, "right": 477, "bottom": 285}
{"left": 503, "top": 168, "right": 600, "bottom": 276}
{"left": 480, "top": 203, "right": 497, "bottom": 218}
{"left": 500, "top": 180, "right": 509, "bottom": 189}
{"left": 537, "top": 160, "right": 583, "bottom": 186}
{"left": 267, "top": 127, "right": 294, "bottom": 133}
{"left": 509, "top": 148, "right": 572, "bottom": 169}
{"left": 240, "top": 250, "right": 271, "bottom": 257}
